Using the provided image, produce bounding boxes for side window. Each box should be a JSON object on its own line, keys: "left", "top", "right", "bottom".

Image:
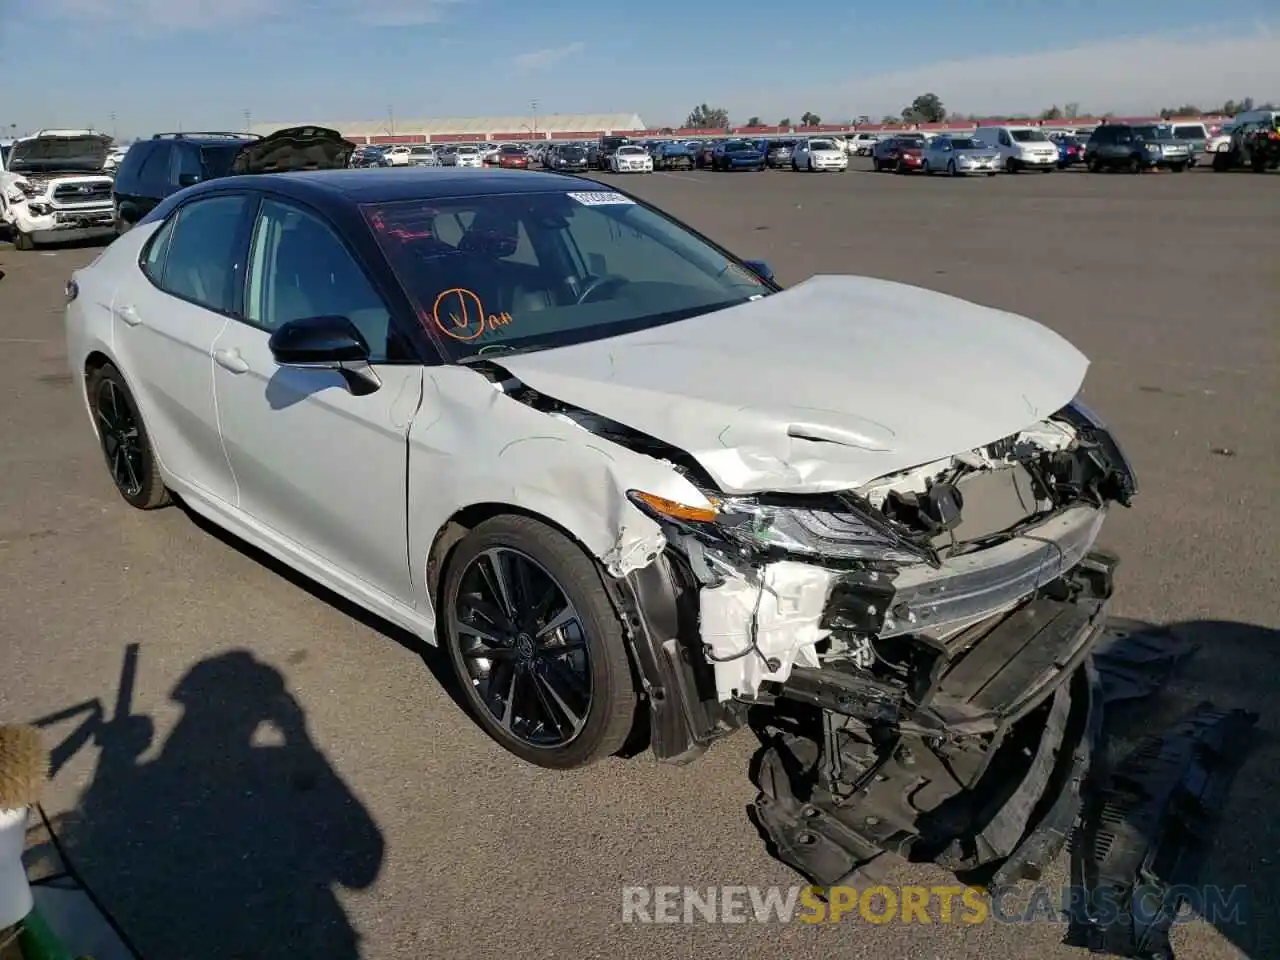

{"left": 245, "top": 199, "right": 393, "bottom": 361}
{"left": 137, "top": 144, "right": 171, "bottom": 187}
{"left": 141, "top": 216, "right": 176, "bottom": 282}
{"left": 172, "top": 144, "right": 201, "bottom": 183}
{"left": 115, "top": 144, "right": 149, "bottom": 189}
{"left": 158, "top": 194, "right": 250, "bottom": 314}
{"left": 998, "top": 131, "right": 1012, "bottom": 147}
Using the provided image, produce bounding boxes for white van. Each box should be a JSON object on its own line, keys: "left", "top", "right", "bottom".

{"left": 973, "top": 125, "right": 1059, "bottom": 172}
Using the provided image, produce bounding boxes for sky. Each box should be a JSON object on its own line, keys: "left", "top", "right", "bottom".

{"left": 3, "top": 0, "right": 1278, "bottom": 137}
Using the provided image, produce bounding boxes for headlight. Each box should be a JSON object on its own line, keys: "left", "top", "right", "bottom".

{"left": 1060, "top": 399, "right": 1138, "bottom": 503}
{"left": 18, "top": 181, "right": 43, "bottom": 197}
{"left": 628, "top": 490, "right": 931, "bottom": 564}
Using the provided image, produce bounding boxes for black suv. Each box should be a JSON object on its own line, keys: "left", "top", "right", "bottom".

{"left": 112, "top": 132, "right": 259, "bottom": 233}
{"left": 112, "top": 126, "right": 354, "bottom": 233}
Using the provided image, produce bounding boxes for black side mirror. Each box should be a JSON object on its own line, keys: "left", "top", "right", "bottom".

{"left": 742, "top": 259, "right": 775, "bottom": 283}
{"left": 268, "top": 315, "right": 379, "bottom": 394}
{"left": 177, "top": 173, "right": 200, "bottom": 187}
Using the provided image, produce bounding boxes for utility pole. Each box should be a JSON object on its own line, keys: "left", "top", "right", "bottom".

{"left": 387, "top": 105, "right": 395, "bottom": 136}
{"left": 530, "top": 99, "right": 539, "bottom": 137}
{"left": 109, "top": 112, "right": 117, "bottom": 139}
{"left": 243, "top": 109, "right": 251, "bottom": 133}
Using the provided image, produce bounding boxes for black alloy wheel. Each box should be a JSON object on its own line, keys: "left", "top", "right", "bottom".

{"left": 442, "top": 516, "right": 637, "bottom": 769}
{"left": 88, "top": 364, "right": 169, "bottom": 509}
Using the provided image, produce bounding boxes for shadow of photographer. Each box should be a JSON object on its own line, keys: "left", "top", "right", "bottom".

{"left": 43, "top": 646, "right": 384, "bottom": 960}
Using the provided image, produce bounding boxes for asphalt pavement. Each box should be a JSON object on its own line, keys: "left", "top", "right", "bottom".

{"left": 1, "top": 159, "right": 1277, "bottom": 960}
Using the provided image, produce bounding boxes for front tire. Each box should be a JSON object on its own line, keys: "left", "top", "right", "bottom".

{"left": 13, "top": 228, "right": 35, "bottom": 251}
{"left": 441, "top": 515, "right": 638, "bottom": 769}
{"left": 87, "top": 363, "right": 170, "bottom": 509}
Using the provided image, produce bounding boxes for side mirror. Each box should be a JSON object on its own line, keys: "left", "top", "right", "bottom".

{"left": 177, "top": 173, "right": 200, "bottom": 187}
{"left": 742, "top": 260, "right": 775, "bottom": 283}
{"left": 268, "top": 315, "right": 380, "bottom": 395}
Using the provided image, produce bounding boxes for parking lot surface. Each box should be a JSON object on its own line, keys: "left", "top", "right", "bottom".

{"left": 2, "top": 161, "right": 1277, "bottom": 960}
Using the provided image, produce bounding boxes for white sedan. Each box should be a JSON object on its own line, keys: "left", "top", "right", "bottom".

{"left": 790, "top": 138, "right": 849, "bottom": 171}
{"left": 609, "top": 145, "right": 653, "bottom": 173}
{"left": 64, "top": 162, "right": 1137, "bottom": 876}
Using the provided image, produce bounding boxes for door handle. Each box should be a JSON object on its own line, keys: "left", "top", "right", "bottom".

{"left": 115, "top": 304, "right": 142, "bottom": 326}
{"left": 213, "top": 348, "right": 249, "bottom": 374}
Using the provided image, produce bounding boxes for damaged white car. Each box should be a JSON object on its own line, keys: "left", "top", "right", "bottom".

{"left": 1, "top": 130, "right": 116, "bottom": 250}
{"left": 66, "top": 168, "right": 1137, "bottom": 885}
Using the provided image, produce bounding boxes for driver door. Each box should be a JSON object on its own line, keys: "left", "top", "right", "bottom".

{"left": 211, "top": 195, "right": 423, "bottom": 606}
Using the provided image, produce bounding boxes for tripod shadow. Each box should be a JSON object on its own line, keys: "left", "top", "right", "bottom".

{"left": 41, "top": 646, "right": 384, "bottom": 960}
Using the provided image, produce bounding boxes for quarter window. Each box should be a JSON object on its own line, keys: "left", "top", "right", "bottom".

{"left": 156, "top": 194, "right": 250, "bottom": 314}
{"left": 140, "top": 216, "right": 176, "bottom": 282}
{"left": 244, "top": 199, "right": 393, "bottom": 361}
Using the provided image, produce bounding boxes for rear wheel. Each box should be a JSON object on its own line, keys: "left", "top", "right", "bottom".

{"left": 1128, "top": 155, "right": 1143, "bottom": 173}
{"left": 87, "top": 364, "right": 170, "bottom": 510}
{"left": 947, "top": 159, "right": 958, "bottom": 177}
{"left": 441, "top": 516, "right": 638, "bottom": 769}
{"left": 1170, "top": 162, "right": 1187, "bottom": 173}
{"left": 1005, "top": 157, "right": 1020, "bottom": 173}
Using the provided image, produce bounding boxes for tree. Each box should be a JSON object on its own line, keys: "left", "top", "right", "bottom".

{"left": 685, "top": 104, "right": 730, "bottom": 129}
{"left": 800, "top": 111, "right": 821, "bottom": 126}
{"left": 880, "top": 115, "right": 897, "bottom": 124}
{"left": 1063, "top": 102, "right": 1080, "bottom": 120}
{"left": 745, "top": 116, "right": 761, "bottom": 127}
{"left": 1160, "top": 104, "right": 1201, "bottom": 119}
{"left": 901, "top": 92, "right": 946, "bottom": 123}
{"left": 1039, "top": 105, "right": 1063, "bottom": 121}
{"left": 779, "top": 117, "right": 792, "bottom": 127}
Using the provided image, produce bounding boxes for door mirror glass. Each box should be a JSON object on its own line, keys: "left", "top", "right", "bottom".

{"left": 177, "top": 173, "right": 200, "bottom": 187}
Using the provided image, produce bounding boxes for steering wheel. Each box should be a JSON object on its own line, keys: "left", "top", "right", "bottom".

{"left": 574, "top": 274, "right": 631, "bottom": 305}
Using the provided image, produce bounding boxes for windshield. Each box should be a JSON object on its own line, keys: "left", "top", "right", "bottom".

{"left": 808, "top": 139, "right": 836, "bottom": 150}
{"left": 601, "top": 138, "right": 630, "bottom": 149}
{"left": 1172, "top": 125, "right": 1206, "bottom": 138}
{"left": 725, "top": 142, "right": 755, "bottom": 152}
{"left": 365, "top": 190, "right": 770, "bottom": 361}
{"left": 501, "top": 146, "right": 524, "bottom": 154}
{"left": 8, "top": 135, "right": 110, "bottom": 172}
{"left": 560, "top": 145, "right": 585, "bottom": 155}
{"left": 617, "top": 146, "right": 644, "bottom": 155}
{"left": 1134, "top": 125, "right": 1173, "bottom": 140}
{"left": 1010, "top": 129, "right": 1049, "bottom": 142}
{"left": 457, "top": 147, "right": 477, "bottom": 154}
{"left": 948, "top": 138, "right": 978, "bottom": 149}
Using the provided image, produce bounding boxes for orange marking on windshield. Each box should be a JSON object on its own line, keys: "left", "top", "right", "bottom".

{"left": 429, "top": 289, "right": 516, "bottom": 341}
{"left": 431, "top": 288, "right": 486, "bottom": 341}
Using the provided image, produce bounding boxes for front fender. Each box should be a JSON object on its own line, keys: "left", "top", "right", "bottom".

{"left": 406, "top": 366, "right": 709, "bottom": 627}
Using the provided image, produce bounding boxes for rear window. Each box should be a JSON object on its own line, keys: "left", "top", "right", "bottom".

{"left": 1172, "top": 125, "right": 1206, "bottom": 138}
{"left": 200, "top": 144, "right": 242, "bottom": 178}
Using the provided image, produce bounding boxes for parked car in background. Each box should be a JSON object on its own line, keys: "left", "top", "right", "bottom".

{"left": 711, "top": 139, "right": 766, "bottom": 171}
{"left": 1211, "top": 114, "right": 1280, "bottom": 172}
{"left": 921, "top": 136, "right": 999, "bottom": 176}
{"left": 1084, "top": 123, "right": 1191, "bottom": 173}
{"left": 546, "top": 143, "right": 591, "bottom": 172}
{"left": 973, "top": 126, "right": 1059, "bottom": 172}
{"left": 406, "top": 145, "right": 438, "bottom": 167}
{"left": 382, "top": 145, "right": 413, "bottom": 166}
{"left": 765, "top": 139, "right": 796, "bottom": 168}
{"left": 351, "top": 145, "right": 392, "bottom": 167}
{"left": 609, "top": 145, "right": 654, "bottom": 173}
{"left": 791, "top": 137, "right": 849, "bottom": 172}
{"left": 597, "top": 135, "right": 633, "bottom": 170}
{"left": 112, "top": 131, "right": 263, "bottom": 234}
{"left": 1168, "top": 122, "right": 1209, "bottom": 165}
{"left": 872, "top": 134, "right": 926, "bottom": 173}
{"left": 496, "top": 145, "right": 530, "bottom": 169}
{"left": 848, "top": 133, "right": 879, "bottom": 156}
{"left": 452, "top": 145, "right": 484, "bottom": 168}
{"left": 1050, "top": 133, "right": 1088, "bottom": 168}
{"left": 651, "top": 141, "right": 695, "bottom": 170}
{"left": 1, "top": 129, "right": 116, "bottom": 250}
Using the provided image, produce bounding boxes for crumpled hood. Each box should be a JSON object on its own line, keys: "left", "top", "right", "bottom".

{"left": 501, "top": 275, "right": 1089, "bottom": 494}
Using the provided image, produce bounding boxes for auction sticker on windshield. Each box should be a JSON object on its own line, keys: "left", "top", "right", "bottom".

{"left": 566, "top": 191, "right": 634, "bottom": 206}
